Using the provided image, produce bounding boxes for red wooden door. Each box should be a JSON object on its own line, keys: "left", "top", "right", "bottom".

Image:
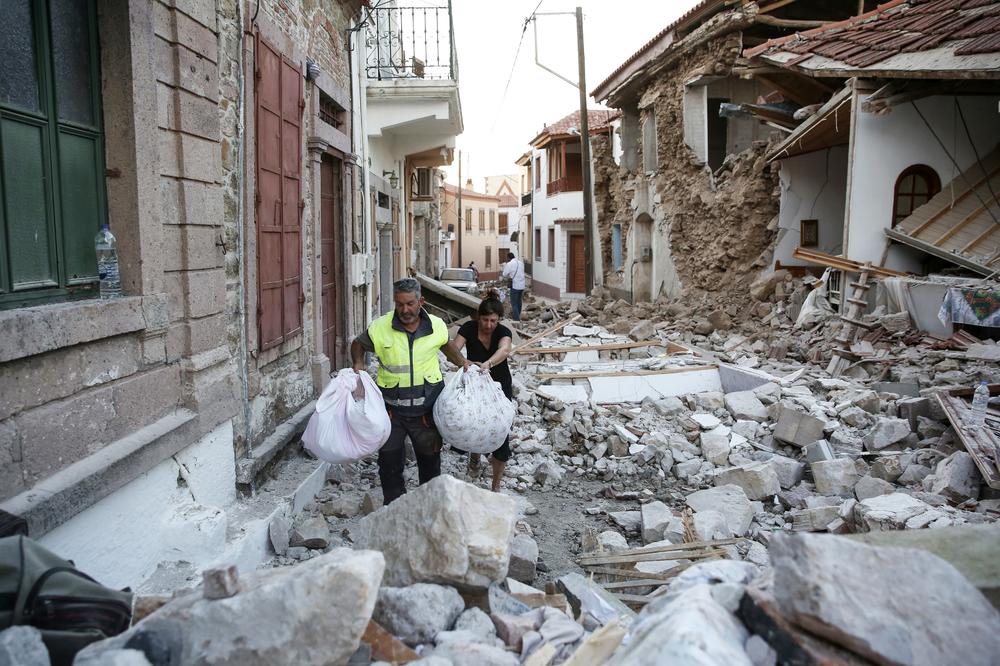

{"left": 569, "top": 234, "right": 585, "bottom": 293}
{"left": 320, "top": 156, "right": 341, "bottom": 364}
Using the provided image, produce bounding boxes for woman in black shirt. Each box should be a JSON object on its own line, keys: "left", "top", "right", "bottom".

{"left": 448, "top": 290, "right": 514, "bottom": 492}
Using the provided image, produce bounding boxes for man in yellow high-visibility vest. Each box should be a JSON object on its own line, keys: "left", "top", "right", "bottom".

{"left": 351, "top": 278, "right": 470, "bottom": 503}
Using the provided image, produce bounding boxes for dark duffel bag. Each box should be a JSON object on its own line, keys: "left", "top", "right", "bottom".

{"left": 0, "top": 535, "right": 133, "bottom": 665}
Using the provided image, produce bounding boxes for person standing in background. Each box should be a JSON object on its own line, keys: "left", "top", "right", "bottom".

{"left": 502, "top": 252, "right": 525, "bottom": 321}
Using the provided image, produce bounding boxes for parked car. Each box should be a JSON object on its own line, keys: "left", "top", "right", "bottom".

{"left": 438, "top": 267, "right": 477, "bottom": 293}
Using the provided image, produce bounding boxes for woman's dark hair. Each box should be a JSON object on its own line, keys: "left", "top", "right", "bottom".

{"left": 478, "top": 289, "right": 504, "bottom": 318}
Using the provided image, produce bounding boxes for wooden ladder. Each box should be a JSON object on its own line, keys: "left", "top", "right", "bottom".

{"left": 827, "top": 263, "right": 873, "bottom": 377}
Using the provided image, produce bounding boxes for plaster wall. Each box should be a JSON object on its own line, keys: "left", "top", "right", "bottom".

{"left": 774, "top": 146, "right": 849, "bottom": 266}
{"left": 847, "top": 94, "right": 1000, "bottom": 272}
{"left": 531, "top": 142, "right": 584, "bottom": 297}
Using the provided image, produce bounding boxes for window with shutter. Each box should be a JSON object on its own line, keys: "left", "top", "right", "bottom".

{"left": 255, "top": 33, "right": 303, "bottom": 351}
{"left": 1, "top": 0, "right": 107, "bottom": 309}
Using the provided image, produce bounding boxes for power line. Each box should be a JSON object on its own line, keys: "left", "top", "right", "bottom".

{"left": 490, "top": 0, "right": 545, "bottom": 134}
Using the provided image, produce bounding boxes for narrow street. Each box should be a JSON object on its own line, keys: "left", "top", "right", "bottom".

{"left": 2, "top": 0, "right": 1000, "bottom": 664}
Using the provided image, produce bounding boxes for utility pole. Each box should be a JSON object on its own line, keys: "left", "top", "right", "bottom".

{"left": 532, "top": 8, "right": 595, "bottom": 296}
{"left": 457, "top": 149, "right": 462, "bottom": 268}
{"left": 575, "top": 7, "right": 594, "bottom": 296}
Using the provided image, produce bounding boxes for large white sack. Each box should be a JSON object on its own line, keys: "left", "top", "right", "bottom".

{"left": 303, "top": 368, "right": 391, "bottom": 463}
{"left": 433, "top": 369, "right": 515, "bottom": 454}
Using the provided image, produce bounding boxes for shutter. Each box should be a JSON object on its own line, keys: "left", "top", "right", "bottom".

{"left": 255, "top": 34, "right": 303, "bottom": 350}
{"left": 279, "top": 52, "right": 303, "bottom": 339}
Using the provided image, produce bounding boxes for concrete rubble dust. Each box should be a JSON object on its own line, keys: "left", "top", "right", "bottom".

{"left": 68, "top": 277, "right": 1000, "bottom": 665}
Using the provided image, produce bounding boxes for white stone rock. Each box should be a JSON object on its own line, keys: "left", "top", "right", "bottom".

{"left": 598, "top": 530, "right": 629, "bottom": 552}
{"left": 810, "top": 458, "right": 859, "bottom": 497}
{"left": 701, "top": 426, "right": 733, "bottom": 465}
{"left": 771, "top": 532, "right": 1000, "bottom": 666}
{"left": 431, "top": 641, "right": 519, "bottom": 666}
{"left": 714, "top": 462, "right": 780, "bottom": 501}
{"left": 0, "top": 627, "right": 49, "bottom": 666}
{"left": 611, "top": 585, "right": 752, "bottom": 665}
{"left": 355, "top": 475, "right": 516, "bottom": 589}
{"left": 75, "top": 650, "right": 152, "bottom": 666}
{"left": 863, "top": 417, "right": 911, "bottom": 451}
{"left": 725, "top": 391, "right": 768, "bottom": 423}
{"left": 375, "top": 583, "right": 465, "bottom": 646}
{"left": 768, "top": 455, "right": 805, "bottom": 489}
{"left": 854, "top": 475, "right": 895, "bottom": 501}
{"left": 563, "top": 325, "right": 601, "bottom": 337}
{"left": 692, "top": 413, "right": 722, "bottom": 429}
{"left": 731, "top": 420, "right": 760, "bottom": 440}
{"left": 76, "top": 549, "right": 384, "bottom": 666}
{"left": 692, "top": 392, "right": 726, "bottom": 411}
{"left": 686, "top": 485, "right": 754, "bottom": 536}
{"left": 454, "top": 607, "right": 499, "bottom": 643}
{"left": 745, "top": 635, "right": 777, "bottom": 666}
{"left": 641, "top": 501, "right": 681, "bottom": 544}
{"left": 930, "top": 452, "right": 982, "bottom": 503}
{"left": 693, "top": 509, "right": 732, "bottom": 540}
{"left": 508, "top": 534, "right": 538, "bottom": 583}
{"left": 610, "top": 511, "right": 642, "bottom": 533}
{"left": 854, "top": 493, "right": 932, "bottom": 532}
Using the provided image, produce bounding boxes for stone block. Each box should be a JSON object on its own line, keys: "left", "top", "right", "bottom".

{"left": 713, "top": 462, "right": 781, "bottom": 501}
{"left": 202, "top": 565, "right": 240, "bottom": 599}
{"left": 724, "top": 391, "right": 768, "bottom": 423}
{"left": 355, "top": 475, "right": 516, "bottom": 589}
{"left": 597, "top": 530, "right": 629, "bottom": 552}
{"left": 854, "top": 493, "right": 932, "bottom": 532}
{"left": 870, "top": 456, "right": 903, "bottom": 482}
{"left": 374, "top": 583, "right": 464, "bottom": 646}
{"left": 773, "top": 409, "right": 825, "bottom": 448}
{"left": 810, "top": 458, "right": 859, "bottom": 497}
{"left": 610, "top": 511, "right": 642, "bottom": 533}
{"left": 897, "top": 397, "right": 931, "bottom": 431}
{"left": 771, "top": 533, "right": 1000, "bottom": 666}
{"left": 161, "top": 224, "right": 224, "bottom": 272}
{"left": 930, "top": 452, "right": 982, "bottom": 504}
{"left": 701, "top": 426, "right": 733, "bottom": 465}
{"left": 686, "top": 485, "right": 754, "bottom": 536}
{"left": 157, "top": 128, "right": 220, "bottom": 184}
{"left": 153, "top": 3, "right": 218, "bottom": 63}
{"left": 155, "top": 38, "right": 219, "bottom": 101}
{"left": 77, "top": 548, "right": 383, "bottom": 666}
{"left": 508, "top": 534, "right": 538, "bottom": 583}
{"left": 769, "top": 455, "right": 805, "bottom": 489}
{"left": 159, "top": 177, "right": 225, "bottom": 227}
{"left": 854, "top": 475, "right": 895, "bottom": 501}
{"left": 863, "top": 417, "right": 911, "bottom": 452}
{"left": 640, "top": 501, "right": 681, "bottom": 544}
{"left": 693, "top": 509, "right": 732, "bottom": 540}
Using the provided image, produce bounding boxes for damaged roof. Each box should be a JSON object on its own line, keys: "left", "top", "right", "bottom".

{"left": 745, "top": 0, "right": 1000, "bottom": 78}
{"left": 529, "top": 110, "right": 618, "bottom": 147}
{"left": 887, "top": 143, "right": 1000, "bottom": 274}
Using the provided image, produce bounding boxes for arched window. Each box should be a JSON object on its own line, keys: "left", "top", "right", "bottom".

{"left": 893, "top": 165, "right": 941, "bottom": 227}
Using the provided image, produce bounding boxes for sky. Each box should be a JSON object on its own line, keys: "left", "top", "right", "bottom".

{"left": 442, "top": 0, "right": 701, "bottom": 190}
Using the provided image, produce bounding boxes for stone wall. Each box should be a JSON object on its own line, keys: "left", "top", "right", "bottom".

{"left": 597, "top": 28, "right": 781, "bottom": 300}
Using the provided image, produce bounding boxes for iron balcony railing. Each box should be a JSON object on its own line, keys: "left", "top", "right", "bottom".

{"left": 521, "top": 191, "right": 532, "bottom": 206}
{"left": 365, "top": 4, "right": 457, "bottom": 81}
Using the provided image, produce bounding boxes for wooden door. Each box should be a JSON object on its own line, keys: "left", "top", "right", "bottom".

{"left": 569, "top": 234, "right": 585, "bottom": 293}
{"left": 320, "top": 155, "right": 341, "bottom": 364}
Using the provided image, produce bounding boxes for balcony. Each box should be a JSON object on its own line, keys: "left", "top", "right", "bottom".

{"left": 365, "top": 5, "right": 463, "bottom": 159}
{"left": 521, "top": 191, "right": 531, "bottom": 206}
{"left": 365, "top": 6, "right": 457, "bottom": 82}
{"left": 547, "top": 174, "right": 583, "bottom": 195}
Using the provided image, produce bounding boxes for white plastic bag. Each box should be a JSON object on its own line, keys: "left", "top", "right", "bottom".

{"left": 432, "top": 369, "right": 515, "bottom": 454}
{"left": 302, "top": 368, "right": 391, "bottom": 463}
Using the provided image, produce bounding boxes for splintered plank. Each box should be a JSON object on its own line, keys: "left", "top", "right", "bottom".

{"left": 578, "top": 548, "right": 727, "bottom": 566}
{"left": 512, "top": 313, "right": 582, "bottom": 353}
{"left": 936, "top": 393, "right": 1000, "bottom": 490}
{"left": 517, "top": 340, "right": 665, "bottom": 354}
{"left": 583, "top": 566, "right": 688, "bottom": 580}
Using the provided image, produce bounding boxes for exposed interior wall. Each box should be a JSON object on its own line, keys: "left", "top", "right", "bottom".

{"left": 847, "top": 93, "right": 1000, "bottom": 273}
{"left": 598, "top": 32, "right": 781, "bottom": 300}
{"left": 774, "top": 145, "right": 849, "bottom": 267}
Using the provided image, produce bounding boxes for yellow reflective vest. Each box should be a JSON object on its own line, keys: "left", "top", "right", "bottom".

{"left": 367, "top": 310, "right": 448, "bottom": 401}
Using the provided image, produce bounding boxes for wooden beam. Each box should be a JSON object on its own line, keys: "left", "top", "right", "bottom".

{"left": 758, "top": 0, "right": 802, "bottom": 14}
{"left": 518, "top": 340, "right": 665, "bottom": 354}
{"left": 792, "top": 246, "right": 909, "bottom": 277}
{"left": 577, "top": 548, "right": 727, "bottom": 567}
{"left": 936, "top": 393, "right": 1000, "bottom": 490}
{"left": 536, "top": 364, "right": 718, "bottom": 381}
{"left": 512, "top": 313, "right": 581, "bottom": 353}
{"left": 962, "top": 224, "right": 999, "bottom": 253}
{"left": 932, "top": 195, "right": 1000, "bottom": 247}
{"left": 755, "top": 14, "right": 833, "bottom": 29}
{"left": 580, "top": 566, "right": 689, "bottom": 580}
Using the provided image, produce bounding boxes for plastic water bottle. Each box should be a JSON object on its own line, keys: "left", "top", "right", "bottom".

{"left": 94, "top": 224, "right": 122, "bottom": 299}
{"left": 971, "top": 380, "right": 990, "bottom": 427}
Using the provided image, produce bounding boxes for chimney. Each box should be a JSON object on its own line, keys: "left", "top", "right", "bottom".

{"left": 465, "top": 178, "right": 473, "bottom": 191}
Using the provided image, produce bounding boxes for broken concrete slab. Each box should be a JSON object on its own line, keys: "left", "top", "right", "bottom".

{"left": 692, "top": 413, "right": 723, "bottom": 429}
{"left": 772, "top": 409, "right": 826, "bottom": 448}
{"left": 686, "top": 485, "right": 754, "bottom": 536}
{"left": 713, "top": 462, "right": 780, "bottom": 501}
{"left": 771, "top": 532, "right": 1000, "bottom": 666}
{"left": 556, "top": 573, "right": 636, "bottom": 624}
{"left": 77, "top": 548, "right": 384, "bottom": 666}
{"left": 374, "top": 583, "right": 464, "bottom": 646}
{"left": 535, "top": 384, "right": 589, "bottom": 404}
{"left": 354, "top": 475, "right": 516, "bottom": 589}
{"left": 588, "top": 368, "right": 723, "bottom": 404}
{"left": 725, "top": 391, "right": 769, "bottom": 423}
{"left": 810, "top": 459, "right": 859, "bottom": 497}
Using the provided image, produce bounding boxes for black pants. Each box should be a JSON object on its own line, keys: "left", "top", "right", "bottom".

{"left": 378, "top": 409, "right": 442, "bottom": 504}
